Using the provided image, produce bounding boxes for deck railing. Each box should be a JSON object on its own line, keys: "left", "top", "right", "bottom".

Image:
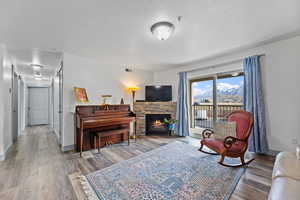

{"left": 192, "top": 103, "right": 243, "bottom": 128}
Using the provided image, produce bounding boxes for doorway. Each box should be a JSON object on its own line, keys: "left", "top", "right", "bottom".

{"left": 28, "top": 87, "right": 50, "bottom": 126}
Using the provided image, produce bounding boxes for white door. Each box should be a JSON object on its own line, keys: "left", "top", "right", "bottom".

{"left": 29, "top": 87, "right": 49, "bottom": 125}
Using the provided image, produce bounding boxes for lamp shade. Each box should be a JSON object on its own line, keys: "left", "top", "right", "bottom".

{"left": 127, "top": 86, "right": 140, "bottom": 92}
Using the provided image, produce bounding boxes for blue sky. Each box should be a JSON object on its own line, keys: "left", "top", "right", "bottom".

{"left": 218, "top": 76, "right": 243, "bottom": 85}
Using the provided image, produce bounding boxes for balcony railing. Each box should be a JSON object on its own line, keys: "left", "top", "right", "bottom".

{"left": 192, "top": 103, "right": 243, "bottom": 128}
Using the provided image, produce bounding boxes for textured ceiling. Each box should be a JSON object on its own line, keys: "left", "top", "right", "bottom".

{"left": 8, "top": 48, "right": 62, "bottom": 83}
{"left": 1, "top": 0, "right": 300, "bottom": 70}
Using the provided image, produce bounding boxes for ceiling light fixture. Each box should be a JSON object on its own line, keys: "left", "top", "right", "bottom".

{"left": 35, "top": 77, "right": 42, "bottom": 80}
{"left": 34, "top": 71, "right": 42, "bottom": 76}
{"left": 231, "top": 72, "right": 240, "bottom": 77}
{"left": 151, "top": 21, "right": 175, "bottom": 41}
{"left": 30, "top": 64, "right": 43, "bottom": 71}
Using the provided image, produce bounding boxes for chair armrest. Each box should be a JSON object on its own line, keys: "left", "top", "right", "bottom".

{"left": 202, "top": 129, "right": 214, "bottom": 139}
{"left": 223, "top": 136, "right": 246, "bottom": 149}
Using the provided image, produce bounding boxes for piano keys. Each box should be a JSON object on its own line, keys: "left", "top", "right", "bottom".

{"left": 75, "top": 105, "right": 136, "bottom": 156}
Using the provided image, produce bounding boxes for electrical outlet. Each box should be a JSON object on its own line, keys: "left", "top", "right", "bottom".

{"left": 292, "top": 138, "right": 298, "bottom": 145}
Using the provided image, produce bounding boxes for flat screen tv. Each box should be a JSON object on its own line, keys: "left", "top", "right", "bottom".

{"left": 145, "top": 85, "right": 172, "bottom": 102}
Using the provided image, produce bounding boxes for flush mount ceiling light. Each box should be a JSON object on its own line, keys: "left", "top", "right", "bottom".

{"left": 30, "top": 64, "right": 43, "bottom": 71}
{"left": 231, "top": 72, "right": 241, "bottom": 77}
{"left": 34, "top": 77, "right": 42, "bottom": 80}
{"left": 151, "top": 21, "right": 175, "bottom": 41}
{"left": 34, "top": 71, "right": 42, "bottom": 77}
{"left": 34, "top": 76, "right": 49, "bottom": 81}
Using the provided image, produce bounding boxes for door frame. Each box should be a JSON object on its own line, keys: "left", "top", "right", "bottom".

{"left": 51, "top": 78, "right": 55, "bottom": 129}
{"left": 11, "top": 65, "right": 19, "bottom": 142}
{"left": 58, "top": 61, "right": 63, "bottom": 145}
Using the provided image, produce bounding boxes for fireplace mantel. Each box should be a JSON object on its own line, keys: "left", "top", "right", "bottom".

{"left": 133, "top": 102, "right": 177, "bottom": 135}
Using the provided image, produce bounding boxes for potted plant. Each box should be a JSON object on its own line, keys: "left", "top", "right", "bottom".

{"left": 163, "top": 118, "right": 178, "bottom": 131}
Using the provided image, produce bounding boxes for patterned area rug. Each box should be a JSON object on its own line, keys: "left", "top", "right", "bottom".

{"left": 86, "top": 141, "right": 245, "bottom": 200}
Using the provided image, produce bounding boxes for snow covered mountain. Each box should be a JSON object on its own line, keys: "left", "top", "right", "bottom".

{"left": 193, "top": 82, "right": 243, "bottom": 103}
{"left": 217, "top": 83, "right": 243, "bottom": 96}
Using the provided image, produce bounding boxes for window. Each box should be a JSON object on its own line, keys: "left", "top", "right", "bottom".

{"left": 190, "top": 72, "right": 244, "bottom": 129}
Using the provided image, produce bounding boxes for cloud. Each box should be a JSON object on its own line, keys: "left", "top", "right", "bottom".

{"left": 193, "top": 86, "right": 212, "bottom": 97}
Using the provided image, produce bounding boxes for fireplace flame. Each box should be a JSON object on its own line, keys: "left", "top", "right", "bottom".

{"left": 153, "top": 120, "right": 163, "bottom": 127}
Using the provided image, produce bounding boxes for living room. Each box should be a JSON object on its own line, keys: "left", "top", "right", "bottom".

{"left": 0, "top": 1, "right": 300, "bottom": 200}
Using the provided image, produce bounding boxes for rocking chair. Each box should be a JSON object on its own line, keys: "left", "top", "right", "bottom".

{"left": 199, "top": 110, "right": 255, "bottom": 167}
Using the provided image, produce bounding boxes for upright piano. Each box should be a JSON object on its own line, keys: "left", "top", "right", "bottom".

{"left": 75, "top": 104, "right": 136, "bottom": 156}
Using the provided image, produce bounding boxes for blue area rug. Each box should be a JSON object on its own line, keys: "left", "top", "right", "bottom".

{"left": 86, "top": 141, "right": 245, "bottom": 200}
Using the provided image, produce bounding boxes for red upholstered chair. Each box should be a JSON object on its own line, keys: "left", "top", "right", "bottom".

{"left": 199, "top": 110, "right": 255, "bottom": 167}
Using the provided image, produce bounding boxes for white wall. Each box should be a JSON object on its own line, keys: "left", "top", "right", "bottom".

{"left": 20, "top": 80, "right": 28, "bottom": 131}
{"left": 154, "top": 35, "right": 300, "bottom": 152}
{"left": 0, "top": 46, "right": 13, "bottom": 160}
{"left": 48, "top": 86, "right": 52, "bottom": 127}
{"left": 62, "top": 53, "right": 154, "bottom": 148}
{"left": 18, "top": 79, "right": 23, "bottom": 135}
{"left": 24, "top": 85, "right": 29, "bottom": 128}
{"left": 0, "top": 45, "right": 4, "bottom": 159}
{"left": 2, "top": 51, "right": 13, "bottom": 156}
{"left": 17, "top": 78, "right": 29, "bottom": 135}
{"left": 53, "top": 75, "right": 60, "bottom": 140}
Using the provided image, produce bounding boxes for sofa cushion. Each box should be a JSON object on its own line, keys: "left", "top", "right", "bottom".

{"left": 268, "top": 177, "right": 300, "bottom": 200}
{"left": 272, "top": 152, "right": 300, "bottom": 181}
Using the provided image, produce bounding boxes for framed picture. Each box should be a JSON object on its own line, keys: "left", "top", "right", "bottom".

{"left": 74, "top": 87, "right": 89, "bottom": 103}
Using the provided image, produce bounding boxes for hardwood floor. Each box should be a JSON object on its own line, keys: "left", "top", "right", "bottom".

{"left": 0, "top": 126, "right": 274, "bottom": 200}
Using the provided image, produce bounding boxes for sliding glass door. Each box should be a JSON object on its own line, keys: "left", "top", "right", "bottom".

{"left": 190, "top": 72, "right": 244, "bottom": 129}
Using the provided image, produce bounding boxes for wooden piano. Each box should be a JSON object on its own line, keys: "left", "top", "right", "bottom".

{"left": 75, "top": 104, "right": 136, "bottom": 156}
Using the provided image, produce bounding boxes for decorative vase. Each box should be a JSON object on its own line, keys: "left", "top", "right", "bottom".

{"left": 168, "top": 123, "right": 175, "bottom": 131}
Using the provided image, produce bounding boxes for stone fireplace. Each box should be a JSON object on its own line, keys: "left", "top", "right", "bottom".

{"left": 133, "top": 102, "right": 177, "bottom": 136}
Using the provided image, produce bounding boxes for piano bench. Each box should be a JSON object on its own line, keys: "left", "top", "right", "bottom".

{"left": 92, "top": 128, "right": 130, "bottom": 152}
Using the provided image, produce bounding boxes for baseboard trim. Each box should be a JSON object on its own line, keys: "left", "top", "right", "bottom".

{"left": 0, "top": 143, "right": 13, "bottom": 161}
{"left": 53, "top": 130, "right": 61, "bottom": 145}
{"left": 62, "top": 144, "right": 75, "bottom": 152}
{"left": 0, "top": 154, "right": 5, "bottom": 161}
{"left": 247, "top": 149, "right": 280, "bottom": 156}
{"left": 267, "top": 150, "right": 280, "bottom": 156}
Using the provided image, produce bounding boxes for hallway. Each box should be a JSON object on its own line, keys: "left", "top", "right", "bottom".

{"left": 0, "top": 126, "right": 76, "bottom": 200}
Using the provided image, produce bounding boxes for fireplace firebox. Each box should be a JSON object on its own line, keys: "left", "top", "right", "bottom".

{"left": 145, "top": 114, "right": 171, "bottom": 135}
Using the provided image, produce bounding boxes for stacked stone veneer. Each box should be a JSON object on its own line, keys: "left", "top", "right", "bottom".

{"left": 133, "top": 102, "right": 177, "bottom": 136}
